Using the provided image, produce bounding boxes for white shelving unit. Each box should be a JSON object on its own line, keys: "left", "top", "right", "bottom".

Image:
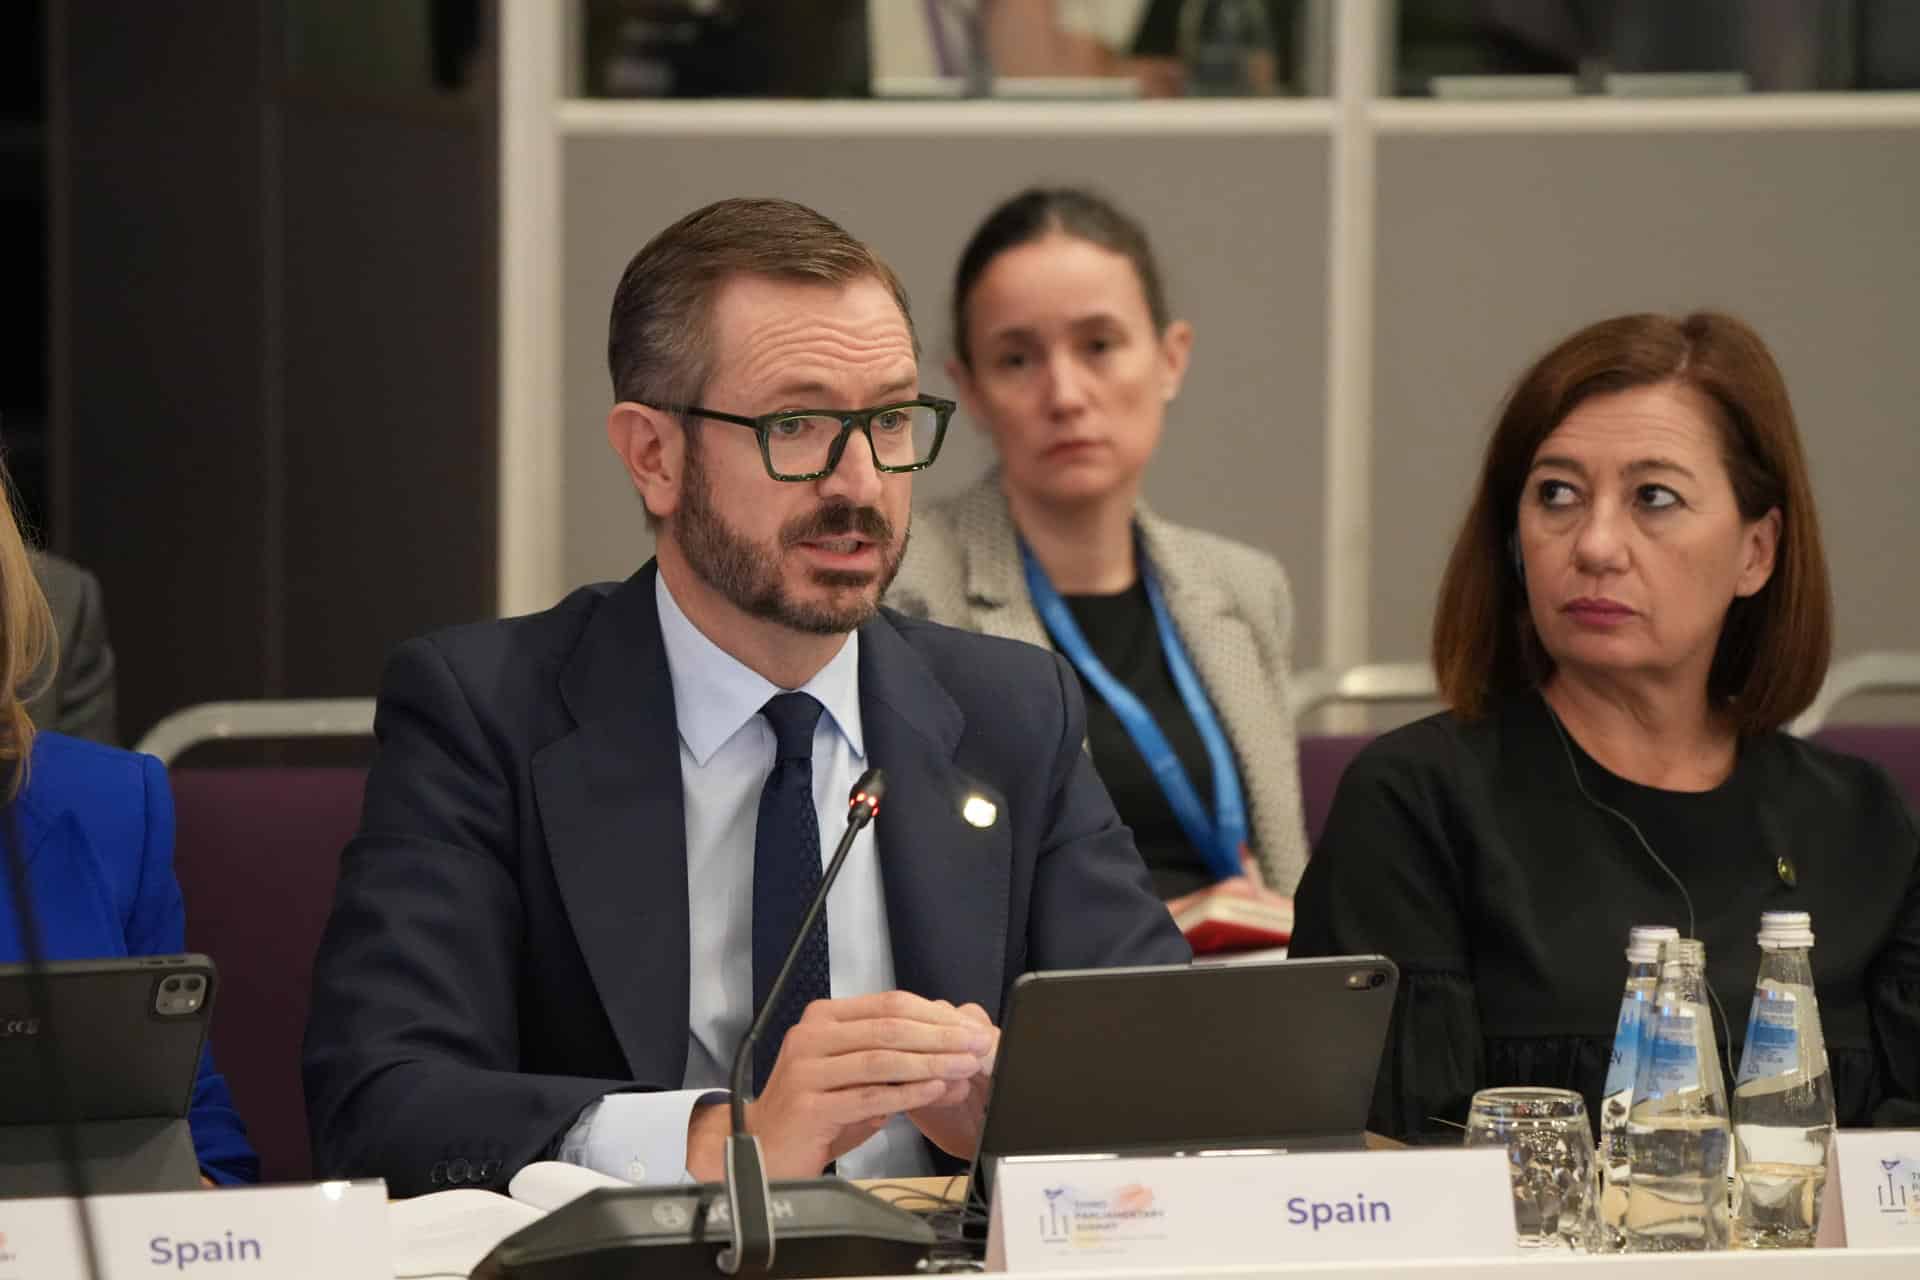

{"left": 499, "top": 2, "right": 1920, "bottom": 688}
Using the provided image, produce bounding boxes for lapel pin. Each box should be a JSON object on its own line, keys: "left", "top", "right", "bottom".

{"left": 961, "top": 794, "right": 998, "bottom": 829}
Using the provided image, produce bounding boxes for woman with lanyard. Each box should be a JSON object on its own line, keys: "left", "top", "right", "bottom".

{"left": 888, "top": 186, "right": 1308, "bottom": 909}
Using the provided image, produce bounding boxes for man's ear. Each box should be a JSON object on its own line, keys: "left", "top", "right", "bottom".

{"left": 607, "top": 401, "right": 686, "bottom": 521}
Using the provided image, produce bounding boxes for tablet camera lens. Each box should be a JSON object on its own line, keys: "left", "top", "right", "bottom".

{"left": 164, "top": 977, "right": 182, "bottom": 992}
{"left": 1368, "top": 971, "right": 1386, "bottom": 989}
{"left": 185, "top": 976, "right": 203, "bottom": 989}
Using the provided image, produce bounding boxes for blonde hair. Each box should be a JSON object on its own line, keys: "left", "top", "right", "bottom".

{"left": 0, "top": 464, "right": 54, "bottom": 801}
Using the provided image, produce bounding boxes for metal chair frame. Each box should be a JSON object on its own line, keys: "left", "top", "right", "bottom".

{"left": 1789, "top": 652, "right": 1920, "bottom": 737}
{"left": 136, "top": 698, "right": 377, "bottom": 765}
{"left": 1290, "top": 662, "right": 1438, "bottom": 722}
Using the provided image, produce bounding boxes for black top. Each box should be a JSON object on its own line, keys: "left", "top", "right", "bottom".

{"left": 1063, "top": 582, "right": 1220, "bottom": 900}
{"left": 1291, "top": 691, "right": 1920, "bottom": 1142}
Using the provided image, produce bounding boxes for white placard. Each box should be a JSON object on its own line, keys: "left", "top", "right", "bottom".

{"left": 0, "top": 1181, "right": 389, "bottom": 1280}
{"left": 1824, "top": 1130, "right": 1920, "bottom": 1249}
{"left": 986, "top": 1148, "right": 1519, "bottom": 1270}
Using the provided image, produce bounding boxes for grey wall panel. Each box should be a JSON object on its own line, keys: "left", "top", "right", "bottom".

{"left": 60, "top": 1, "right": 498, "bottom": 742}
{"left": 280, "top": 93, "right": 497, "bottom": 697}
{"left": 1372, "top": 130, "right": 1920, "bottom": 681}
{"left": 61, "top": 0, "right": 274, "bottom": 742}
{"left": 561, "top": 131, "right": 1331, "bottom": 664}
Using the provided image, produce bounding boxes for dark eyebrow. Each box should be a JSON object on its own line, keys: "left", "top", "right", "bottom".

{"left": 1527, "top": 455, "right": 1697, "bottom": 482}
{"left": 763, "top": 375, "right": 919, "bottom": 405}
{"left": 764, "top": 379, "right": 837, "bottom": 401}
{"left": 986, "top": 312, "right": 1126, "bottom": 345}
{"left": 981, "top": 324, "right": 1038, "bottom": 347}
{"left": 1624, "top": 457, "right": 1697, "bottom": 482}
{"left": 1529, "top": 454, "right": 1586, "bottom": 478}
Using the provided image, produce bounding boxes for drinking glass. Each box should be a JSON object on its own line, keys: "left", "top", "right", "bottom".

{"left": 1464, "top": 1087, "right": 1600, "bottom": 1251}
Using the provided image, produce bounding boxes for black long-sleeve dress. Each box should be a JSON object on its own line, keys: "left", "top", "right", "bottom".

{"left": 1062, "top": 583, "right": 1225, "bottom": 900}
{"left": 1290, "top": 691, "right": 1920, "bottom": 1143}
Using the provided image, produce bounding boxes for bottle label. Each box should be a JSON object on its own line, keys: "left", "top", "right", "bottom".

{"left": 1638, "top": 1009, "right": 1702, "bottom": 1101}
{"left": 1602, "top": 993, "right": 1646, "bottom": 1102}
{"left": 1737, "top": 994, "right": 1800, "bottom": 1084}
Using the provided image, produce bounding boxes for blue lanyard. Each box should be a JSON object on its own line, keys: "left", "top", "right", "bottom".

{"left": 1021, "top": 536, "right": 1248, "bottom": 881}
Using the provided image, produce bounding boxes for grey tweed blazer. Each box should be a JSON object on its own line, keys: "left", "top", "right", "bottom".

{"left": 888, "top": 471, "right": 1309, "bottom": 893}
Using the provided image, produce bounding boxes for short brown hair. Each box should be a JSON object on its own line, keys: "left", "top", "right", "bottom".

{"left": 1432, "top": 311, "right": 1831, "bottom": 733}
{"left": 606, "top": 197, "right": 918, "bottom": 406}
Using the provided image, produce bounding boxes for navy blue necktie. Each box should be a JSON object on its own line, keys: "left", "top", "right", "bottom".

{"left": 752, "top": 691, "right": 828, "bottom": 1095}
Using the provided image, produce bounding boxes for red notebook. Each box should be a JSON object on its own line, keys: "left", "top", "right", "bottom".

{"left": 1174, "top": 895, "right": 1294, "bottom": 955}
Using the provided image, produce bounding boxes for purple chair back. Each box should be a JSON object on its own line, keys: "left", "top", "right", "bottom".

{"left": 1298, "top": 733, "right": 1376, "bottom": 852}
{"left": 170, "top": 767, "right": 367, "bottom": 1183}
{"left": 1808, "top": 725, "right": 1920, "bottom": 809}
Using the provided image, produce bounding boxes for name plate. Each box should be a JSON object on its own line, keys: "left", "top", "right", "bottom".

{"left": 986, "top": 1149, "right": 1518, "bottom": 1270}
{"left": 0, "top": 1181, "right": 389, "bottom": 1280}
{"left": 1822, "top": 1130, "right": 1920, "bottom": 1249}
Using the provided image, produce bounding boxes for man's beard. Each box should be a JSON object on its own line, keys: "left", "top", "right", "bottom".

{"left": 672, "top": 439, "right": 906, "bottom": 636}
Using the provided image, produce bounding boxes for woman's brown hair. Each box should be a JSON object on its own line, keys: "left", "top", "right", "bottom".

{"left": 0, "top": 461, "right": 53, "bottom": 800}
{"left": 1432, "top": 311, "right": 1831, "bottom": 733}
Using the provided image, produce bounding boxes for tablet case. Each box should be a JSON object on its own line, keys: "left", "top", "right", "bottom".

{"left": 0, "top": 954, "right": 216, "bottom": 1196}
{"left": 971, "top": 955, "right": 1399, "bottom": 1205}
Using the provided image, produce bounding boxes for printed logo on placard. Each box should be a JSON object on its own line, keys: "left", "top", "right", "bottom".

{"left": 1034, "top": 1183, "right": 1166, "bottom": 1251}
{"left": 1040, "top": 1187, "right": 1072, "bottom": 1244}
{"left": 1876, "top": 1158, "right": 1920, "bottom": 1221}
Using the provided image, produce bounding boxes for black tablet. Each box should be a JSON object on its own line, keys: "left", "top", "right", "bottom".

{"left": 972, "top": 955, "right": 1398, "bottom": 1203}
{"left": 0, "top": 953, "right": 216, "bottom": 1194}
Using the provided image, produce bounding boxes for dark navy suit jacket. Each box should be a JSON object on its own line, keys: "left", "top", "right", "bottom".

{"left": 0, "top": 732, "right": 258, "bottom": 1183}
{"left": 304, "top": 563, "right": 1188, "bottom": 1196}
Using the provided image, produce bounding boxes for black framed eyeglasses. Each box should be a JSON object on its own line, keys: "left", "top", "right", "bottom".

{"left": 639, "top": 396, "right": 955, "bottom": 482}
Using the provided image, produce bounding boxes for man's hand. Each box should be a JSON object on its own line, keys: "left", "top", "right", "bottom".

{"left": 686, "top": 991, "right": 993, "bottom": 1181}
{"left": 906, "top": 1001, "right": 998, "bottom": 1159}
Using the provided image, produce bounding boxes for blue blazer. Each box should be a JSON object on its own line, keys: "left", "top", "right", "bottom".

{"left": 0, "top": 732, "right": 259, "bottom": 1184}
{"left": 304, "top": 561, "right": 1190, "bottom": 1196}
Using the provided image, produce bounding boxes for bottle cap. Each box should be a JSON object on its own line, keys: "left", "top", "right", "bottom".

{"left": 1758, "top": 910, "right": 1814, "bottom": 950}
{"left": 1659, "top": 937, "right": 1707, "bottom": 973}
{"left": 1626, "top": 924, "right": 1681, "bottom": 964}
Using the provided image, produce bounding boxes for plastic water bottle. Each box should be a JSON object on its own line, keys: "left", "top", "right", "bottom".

{"left": 1731, "top": 911, "right": 1834, "bottom": 1248}
{"left": 1178, "top": 0, "right": 1277, "bottom": 97}
{"left": 1597, "top": 924, "right": 1680, "bottom": 1250}
{"left": 1625, "top": 938, "right": 1732, "bottom": 1251}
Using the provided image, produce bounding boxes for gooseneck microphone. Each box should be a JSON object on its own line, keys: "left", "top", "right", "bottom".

{"left": 473, "top": 768, "right": 935, "bottom": 1280}
{"left": 3, "top": 805, "right": 105, "bottom": 1280}
{"left": 719, "top": 769, "right": 887, "bottom": 1275}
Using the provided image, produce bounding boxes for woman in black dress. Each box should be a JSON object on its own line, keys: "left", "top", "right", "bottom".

{"left": 1291, "top": 311, "right": 1920, "bottom": 1141}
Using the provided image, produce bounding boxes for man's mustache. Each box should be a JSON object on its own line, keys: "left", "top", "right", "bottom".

{"left": 782, "top": 503, "right": 895, "bottom": 547}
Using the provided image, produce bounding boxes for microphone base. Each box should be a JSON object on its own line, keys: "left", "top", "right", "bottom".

{"left": 471, "top": 1179, "right": 940, "bottom": 1280}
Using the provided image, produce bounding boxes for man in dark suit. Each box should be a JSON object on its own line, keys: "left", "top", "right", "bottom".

{"left": 303, "top": 197, "right": 1187, "bottom": 1198}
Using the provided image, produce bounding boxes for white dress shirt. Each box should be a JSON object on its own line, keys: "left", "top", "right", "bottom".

{"left": 557, "top": 573, "right": 933, "bottom": 1184}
